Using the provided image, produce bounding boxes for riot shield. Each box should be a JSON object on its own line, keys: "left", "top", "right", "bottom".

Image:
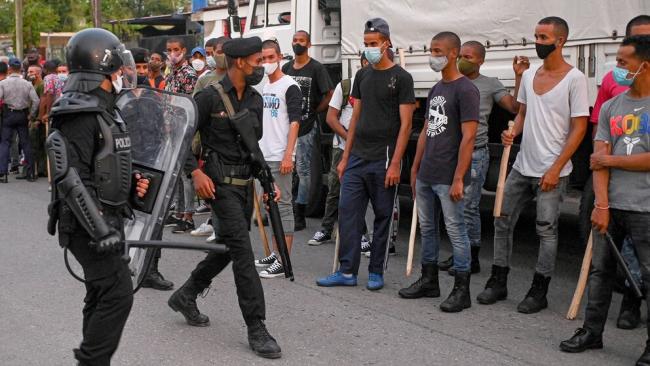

{"left": 116, "top": 87, "right": 197, "bottom": 287}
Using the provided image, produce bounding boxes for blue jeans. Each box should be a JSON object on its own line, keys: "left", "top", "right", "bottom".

{"left": 338, "top": 155, "right": 395, "bottom": 275}
{"left": 493, "top": 169, "right": 567, "bottom": 276}
{"left": 621, "top": 237, "right": 644, "bottom": 287}
{"left": 295, "top": 124, "right": 316, "bottom": 205}
{"left": 464, "top": 146, "right": 489, "bottom": 248}
{"left": 416, "top": 180, "right": 471, "bottom": 272}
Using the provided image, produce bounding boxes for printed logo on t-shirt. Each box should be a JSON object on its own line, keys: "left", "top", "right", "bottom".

{"left": 609, "top": 112, "right": 650, "bottom": 137}
{"left": 263, "top": 93, "right": 281, "bottom": 118}
{"left": 427, "top": 96, "right": 448, "bottom": 137}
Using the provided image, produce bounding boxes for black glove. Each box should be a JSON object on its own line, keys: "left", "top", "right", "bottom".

{"left": 90, "top": 230, "right": 122, "bottom": 254}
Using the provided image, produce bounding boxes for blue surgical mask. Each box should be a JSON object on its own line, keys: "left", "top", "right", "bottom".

{"left": 613, "top": 64, "right": 643, "bottom": 86}
{"left": 363, "top": 43, "right": 386, "bottom": 65}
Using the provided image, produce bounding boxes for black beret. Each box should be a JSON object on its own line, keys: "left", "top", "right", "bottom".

{"left": 222, "top": 36, "right": 262, "bottom": 58}
{"left": 131, "top": 47, "right": 150, "bottom": 64}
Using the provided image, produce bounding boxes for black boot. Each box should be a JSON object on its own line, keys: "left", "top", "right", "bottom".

{"left": 248, "top": 320, "right": 282, "bottom": 359}
{"left": 559, "top": 328, "right": 603, "bottom": 353}
{"left": 438, "top": 256, "right": 453, "bottom": 271}
{"left": 0, "top": 174, "right": 7, "bottom": 183}
{"left": 448, "top": 247, "right": 482, "bottom": 276}
{"left": 617, "top": 287, "right": 642, "bottom": 330}
{"left": 294, "top": 203, "right": 306, "bottom": 231}
{"left": 637, "top": 345, "right": 650, "bottom": 366}
{"left": 477, "top": 265, "right": 509, "bottom": 304}
{"left": 398, "top": 263, "right": 440, "bottom": 299}
{"left": 440, "top": 271, "right": 471, "bottom": 313}
{"left": 517, "top": 272, "right": 551, "bottom": 314}
{"left": 141, "top": 257, "right": 174, "bottom": 291}
{"left": 167, "top": 277, "right": 210, "bottom": 327}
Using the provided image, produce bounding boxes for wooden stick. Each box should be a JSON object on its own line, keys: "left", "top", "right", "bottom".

{"left": 406, "top": 199, "right": 417, "bottom": 277}
{"left": 45, "top": 120, "right": 51, "bottom": 185}
{"left": 566, "top": 231, "right": 594, "bottom": 320}
{"left": 493, "top": 120, "right": 515, "bottom": 217}
{"left": 252, "top": 188, "right": 271, "bottom": 257}
{"left": 332, "top": 226, "right": 340, "bottom": 273}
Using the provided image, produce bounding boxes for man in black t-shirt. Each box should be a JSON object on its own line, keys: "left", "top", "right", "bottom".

{"left": 398, "top": 32, "right": 479, "bottom": 313}
{"left": 282, "top": 30, "right": 333, "bottom": 231}
{"left": 316, "top": 18, "right": 415, "bottom": 291}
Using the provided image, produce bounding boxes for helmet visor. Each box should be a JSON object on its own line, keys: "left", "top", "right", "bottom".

{"left": 117, "top": 44, "right": 137, "bottom": 89}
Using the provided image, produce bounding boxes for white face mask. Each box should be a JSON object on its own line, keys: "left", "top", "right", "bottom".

{"left": 263, "top": 62, "right": 279, "bottom": 76}
{"left": 191, "top": 59, "right": 205, "bottom": 71}
{"left": 206, "top": 56, "right": 216, "bottom": 69}
{"left": 112, "top": 74, "right": 123, "bottom": 94}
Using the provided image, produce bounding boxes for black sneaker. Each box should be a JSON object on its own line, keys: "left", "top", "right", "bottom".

{"left": 195, "top": 202, "right": 211, "bottom": 214}
{"left": 172, "top": 219, "right": 195, "bottom": 233}
{"left": 255, "top": 253, "right": 277, "bottom": 268}
{"left": 308, "top": 230, "right": 331, "bottom": 246}
{"left": 259, "top": 260, "right": 284, "bottom": 278}
{"left": 361, "top": 235, "right": 371, "bottom": 253}
{"left": 164, "top": 214, "right": 183, "bottom": 227}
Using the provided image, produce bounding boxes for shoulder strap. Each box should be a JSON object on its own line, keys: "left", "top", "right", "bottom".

{"left": 213, "top": 83, "right": 236, "bottom": 118}
{"left": 340, "top": 78, "right": 351, "bottom": 110}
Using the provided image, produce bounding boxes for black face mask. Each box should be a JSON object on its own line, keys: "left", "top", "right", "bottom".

{"left": 245, "top": 66, "right": 265, "bottom": 85}
{"left": 292, "top": 43, "right": 308, "bottom": 55}
{"left": 535, "top": 42, "right": 556, "bottom": 59}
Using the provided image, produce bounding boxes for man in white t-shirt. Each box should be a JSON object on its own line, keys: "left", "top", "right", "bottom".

{"left": 308, "top": 56, "right": 370, "bottom": 246}
{"left": 477, "top": 16, "right": 589, "bottom": 314}
{"left": 254, "top": 39, "right": 303, "bottom": 278}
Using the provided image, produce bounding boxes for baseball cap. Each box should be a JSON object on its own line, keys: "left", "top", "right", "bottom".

{"left": 191, "top": 47, "right": 206, "bottom": 57}
{"left": 8, "top": 58, "right": 21, "bottom": 68}
{"left": 364, "top": 18, "right": 390, "bottom": 39}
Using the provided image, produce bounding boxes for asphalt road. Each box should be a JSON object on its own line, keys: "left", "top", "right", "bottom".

{"left": 0, "top": 178, "right": 645, "bottom": 365}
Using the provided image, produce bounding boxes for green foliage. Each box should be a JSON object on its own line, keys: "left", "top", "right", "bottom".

{"left": 0, "top": 0, "right": 188, "bottom": 47}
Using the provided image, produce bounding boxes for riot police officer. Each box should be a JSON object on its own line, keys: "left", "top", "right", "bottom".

{"left": 46, "top": 28, "right": 149, "bottom": 365}
{"left": 167, "top": 36, "right": 282, "bottom": 359}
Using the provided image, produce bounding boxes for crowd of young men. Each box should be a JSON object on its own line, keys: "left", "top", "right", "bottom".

{"left": 38, "top": 11, "right": 650, "bottom": 366}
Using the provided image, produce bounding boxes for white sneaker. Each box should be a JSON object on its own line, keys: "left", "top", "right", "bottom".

{"left": 255, "top": 253, "right": 277, "bottom": 268}
{"left": 259, "top": 260, "right": 285, "bottom": 278}
{"left": 191, "top": 222, "right": 213, "bottom": 237}
{"left": 206, "top": 232, "right": 217, "bottom": 243}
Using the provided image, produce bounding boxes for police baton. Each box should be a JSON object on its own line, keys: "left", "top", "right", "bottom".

{"left": 603, "top": 232, "right": 643, "bottom": 299}
{"left": 121, "top": 240, "right": 228, "bottom": 263}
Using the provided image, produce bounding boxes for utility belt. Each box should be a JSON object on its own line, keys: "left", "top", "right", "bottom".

{"left": 203, "top": 150, "right": 252, "bottom": 187}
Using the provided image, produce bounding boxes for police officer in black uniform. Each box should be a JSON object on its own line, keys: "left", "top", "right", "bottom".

{"left": 167, "top": 36, "right": 282, "bottom": 359}
{"left": 46, "top": 28, "right": 149, "bottom": 366}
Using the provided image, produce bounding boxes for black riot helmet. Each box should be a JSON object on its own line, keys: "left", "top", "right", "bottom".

{"left": 65, "top": 28, "right": 137, "bottom": 90}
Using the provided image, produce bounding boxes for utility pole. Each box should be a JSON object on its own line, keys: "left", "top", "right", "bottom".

{"left": 15, "top": 0, "right": 23, "bottom": 60}
{"left": 92, "top": 0, "right": 102, "bottom": 28}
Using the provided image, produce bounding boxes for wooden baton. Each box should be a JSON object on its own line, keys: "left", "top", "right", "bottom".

{"left": 566, "top": 231, "right": 593, "bottom": 320}
{"left": 493, "top": 120, "right": 515, "bottom": 217}
{"left": 332, "top": 226, "right": 340, "bottom": 273}
{"left": 252, "top": 188, "right": 271, "bottom": 257}
{"left": 406, "top": 199, "right": 418, "bottom": 277}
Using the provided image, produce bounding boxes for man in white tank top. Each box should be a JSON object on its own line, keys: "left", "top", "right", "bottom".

{"left": 254, "top": 39, "right": 303, "bottom": 278}
{"left": 477, "top": 16, "right": 590, "bottom": 314}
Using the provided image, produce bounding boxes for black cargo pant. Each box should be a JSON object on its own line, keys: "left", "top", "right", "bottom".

{"left": 190, "top": 182, "right": 265, "bottom": 325}
{"left": 67, "top": 231, "right": 134, "bottom": 366}
{"left": 584, "top": 209, "right": 650, "bottom": 343}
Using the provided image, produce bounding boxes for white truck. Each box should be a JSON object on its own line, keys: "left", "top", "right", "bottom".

{"left": 236, "top": 0, "right": 650, "bottom": 227}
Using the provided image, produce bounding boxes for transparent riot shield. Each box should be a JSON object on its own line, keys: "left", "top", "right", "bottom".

{"left": 116, "top": 87, "right": 197, "bottom": 287}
